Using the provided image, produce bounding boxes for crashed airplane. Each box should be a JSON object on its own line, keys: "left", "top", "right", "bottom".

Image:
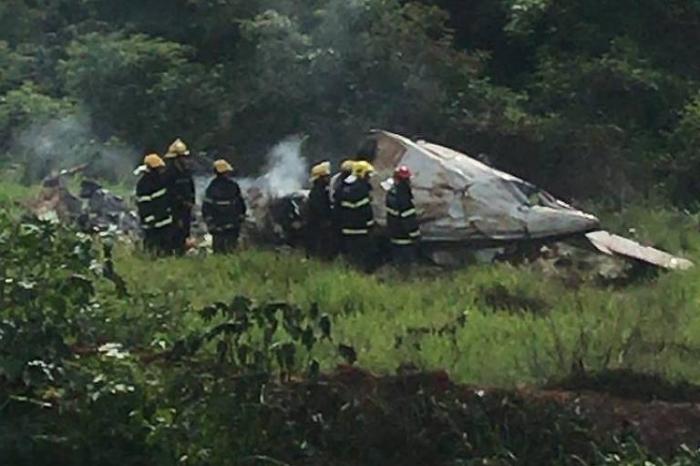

{"left": 28, "top": 130, "right": 692, "bottom": 271}
{"left": 365, "top": 130, "right": 600, "bottom": 244}
{"left": 363, "top": 130, "right": 692, "bottom": 270}
{"left": 264, "top": 130, "right": 691, "bottom": 270}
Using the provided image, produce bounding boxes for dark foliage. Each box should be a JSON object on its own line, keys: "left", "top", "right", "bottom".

{"left": 0, "top": 1, "right": 699, "bottom": 203}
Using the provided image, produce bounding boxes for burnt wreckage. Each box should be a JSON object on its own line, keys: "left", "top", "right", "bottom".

{"left": 263, "top": 130, "right": 692, "bottom": 270}
{"left": 28, "top": 130, "right": 693, "bottom": 270}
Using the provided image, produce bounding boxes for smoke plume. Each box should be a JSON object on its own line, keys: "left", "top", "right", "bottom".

{"left": 194, "top": 135, "right": 308, "bottom": 207}
{"left": 235, "top": 135, "right": 308, "bottom": 197}
{"left": 256, "top": 135, "right": 308, "bottom": 197}
{"left": 13, "top": 113, "right": 137, "bottom": 183}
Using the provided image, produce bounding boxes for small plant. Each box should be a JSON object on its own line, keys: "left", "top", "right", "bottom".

{"left": 171, "top": 297, "right": 333, "bottom": 381}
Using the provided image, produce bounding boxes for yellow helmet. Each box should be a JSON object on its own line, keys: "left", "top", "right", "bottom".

{"left": 144, "top": 153, "right": 165, "bottom": 169}
{"left": 165, "top": 138, "right": 190, "bottom": 158}
{"left": 310, "top": 161, "right": 331, "bottom": 181}
{"left": 353, "top": 160, "right": 375, "bottom": 178}
{"left": 214, "top": 159, "right": 234, "bottom": 174}
{"left": 340, "top": 159, "right": 355, "bottom": 173}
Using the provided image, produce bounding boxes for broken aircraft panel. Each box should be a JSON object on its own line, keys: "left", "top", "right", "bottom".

{"left": 365, "top": 130, "right": 600, "bottom": 243}
{"left": 586, "top": 230, "right": 693, "bottom": 271}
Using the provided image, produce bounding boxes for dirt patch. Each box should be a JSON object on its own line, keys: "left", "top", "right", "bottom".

{"left": 478, "top": 283, "right": 550, "bottom": 314}
{"left": 548, "top": 369, "right": 700, "bottom": 403}
{"left": 278, "top": 367, "right": 700, "bottom": 464}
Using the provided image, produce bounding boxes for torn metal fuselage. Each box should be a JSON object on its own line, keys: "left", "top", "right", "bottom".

{"left": 258, "top": 130, "right": 692, "bottom": 271}
{"left": 365, "top": 130, "right": 601, "bottom": 245}
{"left": 260, "top": 130, "right": 600, "bottom": 250}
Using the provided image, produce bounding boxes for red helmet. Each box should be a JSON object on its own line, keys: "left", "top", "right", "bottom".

{"left": 394, "top": 165, "right": 412, "bottom": 181}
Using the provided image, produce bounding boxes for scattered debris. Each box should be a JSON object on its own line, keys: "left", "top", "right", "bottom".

{"left": 77, "top": 179, "right": 139, "bottom": 235}
{"left": 19, "top": 131, "right": 695, "bottom": 274}
{"left": 28, "top": 165, "right": 139, "bottom": 238}
{"left": 29, "top": 166, "right": 85, "bottom": 224}
{"left": 586, "top": 230, "right": 693, "bottom": 271}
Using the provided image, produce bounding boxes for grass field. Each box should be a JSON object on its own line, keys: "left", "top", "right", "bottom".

{"left": 5, "top": 175, "right": 700, "bottom": 388}
{"left": 113, "top": 220, "right": 700, "bottom": 388}
{"left": 6, "top": 178, "right": 700, "bottom": 463}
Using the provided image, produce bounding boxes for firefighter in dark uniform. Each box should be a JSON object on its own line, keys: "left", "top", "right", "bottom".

{"left": 330, "top": 160, "right": 355, "bottom": 253}
{"left": 135, "top": 154, "right": 173, "bottom": 255}
{"left": 164, "top": 138, "right": 195, "bottom": 254}
{"left": 386, "top": 165, "right": 421, "bottom": 265}
{"left": 330, "top": 160, "right": 355, "bottom": 207}
{"left": 202, "top": 160, "right": 247, "bottom": 254}
{"left": 337, "top": 161, "right": 376, "bottom": 271}
{"left": 306, "top": 161, "right": 335, "bottom": 259}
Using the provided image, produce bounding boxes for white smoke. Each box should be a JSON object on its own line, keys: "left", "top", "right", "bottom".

{"left": 195, "top": 135, "right": 308, "bottom": 207}
{"left": 256, "top": 135, "right": 308, "bottom": 197}
{"left": 236, "top": 135, "right": 308, "bottom": 198}
{"left": 13, "top": 113, "right": 137, "bottom": 183}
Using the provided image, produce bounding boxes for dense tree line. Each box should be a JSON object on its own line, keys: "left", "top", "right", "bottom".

{"left": 1, "top": 0, "right": 700, "bottom": 205}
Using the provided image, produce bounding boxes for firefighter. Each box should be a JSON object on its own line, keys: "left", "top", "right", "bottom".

{"left": 337, "top": 160, "right": 376, "bottom": 271}
{"left": 135, "top": 154, "right": 173, "bottom": 255}
{"left": 386, "top": 165, "right": 421, "bottom": 265}
{"left": 164, "top": 138, "right": 195, "bottom": 254}
{"left": 330, "top": 160, "right": 355, "bottom": 206}
{"left": 306, "top": 161, "right": 335, "bottom": 259}
{"left": 331, "top": 160, "right": 355, "bottom": 252}
{"left": 202, "top": 160, "right": 247, "bottom": 254}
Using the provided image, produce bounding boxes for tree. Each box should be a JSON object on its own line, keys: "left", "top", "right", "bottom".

{"left": 60, "top": 32, "right": 224, "bottom": 151}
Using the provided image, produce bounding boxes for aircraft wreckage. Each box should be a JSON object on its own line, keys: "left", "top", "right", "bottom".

{"left": 369, "top": 130, "right": 692, "bottom": 270}
{"left": 259, "top": 130, "right": 692, "bottom": 270}
{"left": 29, "top": 130, "right": 692, "bottom": 271}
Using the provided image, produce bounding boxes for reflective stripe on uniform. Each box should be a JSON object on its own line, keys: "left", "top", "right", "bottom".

{"left": 153, "top": 216, "right": 173, "bottom": 228}
{"left": 409, "top": 229, "right": 421, "bottom": 238}
{"left": 342, "top": 228, "right": 368, "bottom": 236}
{"left": 391, "top": 238, "right": 415, "bottom": 246}
{"left": 341, "top": 197, "right": 370, "bottom": 209}
{"left": 367, "top": 219, "right": 375, "bottom": 227}
{"left": 137, "top": 188, "right": 167, "bottom": 203}
{"left": 145, "top": 215, "right": 156, "bottom": 223}
{"left": 210, "top": 223, "right": 238, "bottom": 233}
{"left": 204, "top": 197, "right": 233, "bottom": 206}
{"left": 401, "top": 208, "right": 417, "bottom": 218}
{"left": 386, "top": 207, "right": 399, "bottom": 217}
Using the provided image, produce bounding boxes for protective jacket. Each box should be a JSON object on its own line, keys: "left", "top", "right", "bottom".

{"left": 386, "top": 182, "right": 420, "bottom": 245}
{"left": 136, "top": 171, "right": 173, "bottom": 232}
{"left": 307, "top": 179, "right": 333, "bottom": 228}
{"left": 305, "top": 178, "right": 336, "bottom": 259}
{"left": 165, "top": 160, "right": 195, "bottom": 212}
{"left": 202, "top": 175, "right": 246, "bottom": 234}
{"left": 330, "top": 172, "right": 350, "bottom": 206}
{"left": 337, "top": 177, "right": 374, "bottom": 236}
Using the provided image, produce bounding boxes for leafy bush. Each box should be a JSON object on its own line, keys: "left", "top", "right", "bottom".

{"left": 1, "top": 208, "right": 700, "bottom": 464}
{"left": 60, "top": 33, "right": 223, "bottom": 150}
{"left": 0, "top": 83, "right": 75, "bottom": 149}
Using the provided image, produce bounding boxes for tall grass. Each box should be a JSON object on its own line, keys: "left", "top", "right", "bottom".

{"left": 5, "top": 174, "right": 700, "bottom": 389}
{"left": 114, "top": 237, "right": 700, "bottom": 388}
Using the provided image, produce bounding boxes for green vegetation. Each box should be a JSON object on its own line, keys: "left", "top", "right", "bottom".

{"left": 1, "top": 202, "right": 700, "bottom": 464}
{"left": 0, "top": 0, "right": 700, "bottom": 206}
{"left": 114, "top": 227, "right": 700, "bottom": 388}
{"left": 4, "top": 0, "right": 700, "bottom": 463}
